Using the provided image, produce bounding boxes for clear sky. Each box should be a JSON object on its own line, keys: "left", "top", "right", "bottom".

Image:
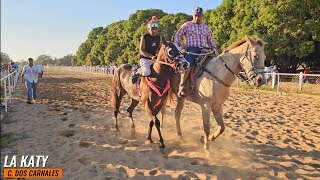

{"left": 1, "top": 0, "right": 223, "bottom": 61}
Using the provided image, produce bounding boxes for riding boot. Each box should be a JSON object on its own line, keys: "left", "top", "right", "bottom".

{"left": 177, "top": 68, "right": 191, "bottom": 97}
{"left": 132, "top": 69, "right": 142, "bottom": 84}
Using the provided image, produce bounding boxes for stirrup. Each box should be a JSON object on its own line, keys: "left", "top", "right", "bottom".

{"left": 132, "top": 72, "right": 139, "bottom": 84}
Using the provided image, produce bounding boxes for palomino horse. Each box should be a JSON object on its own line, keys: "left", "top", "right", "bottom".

{"left": 167, "top": 35, "right": 266, "bottom": 157}
{"left": 111, "top": 42, "right": 188, "bottom": 148}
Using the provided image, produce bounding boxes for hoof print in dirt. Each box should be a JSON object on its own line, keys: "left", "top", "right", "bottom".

{"left": 68, "top": 124, "right": 76, "bottom": 128}
{"left": 79, "top": 141, "right": 91, "bottom": 148}
{"left": 59, "top": 130, "right": 75, "bottom": 137}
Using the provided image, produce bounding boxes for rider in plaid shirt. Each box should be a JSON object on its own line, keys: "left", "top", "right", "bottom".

{"left": 175, "top": 7, "right": 216, "bottom": 97}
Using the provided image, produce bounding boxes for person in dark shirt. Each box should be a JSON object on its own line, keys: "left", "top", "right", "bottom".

{"left": 132, "top": 16, "right": 162, "bottom": 82}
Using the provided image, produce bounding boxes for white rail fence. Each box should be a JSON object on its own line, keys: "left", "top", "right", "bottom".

{"left": 51, "top": 66, "right": 319, "bottom": 95}
{"left": 1, "top": 69, "right": 21, "bottom": 113}
{"left": 235, "top": 72, "right": 320, "bottom": 94}
{"left": 49, "top": 66, "right": 118, "bottom": 75}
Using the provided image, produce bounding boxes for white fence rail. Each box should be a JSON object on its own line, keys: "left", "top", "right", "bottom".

{"left": 49, "top": 66, "right": 118, "bottom": 75}
{"left": 51, "top": 66, "right": 319, "bottom": 95}
{"left": 1, "top": 69, "right": 21, "bottom": 113}
{"left": 235, "top": 72, "right": 320, "bottom": 95}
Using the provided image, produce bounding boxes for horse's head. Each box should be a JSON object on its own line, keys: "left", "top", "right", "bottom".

{"left": 239, "top": 35, "right": 266, "bottom": 87}
{"left": 158, "top": 41, "right": 189, "bottom": 73}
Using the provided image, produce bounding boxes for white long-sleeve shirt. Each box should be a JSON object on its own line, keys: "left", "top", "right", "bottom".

{"left": 22, "top": 65, "right": 42, "bottom": 83}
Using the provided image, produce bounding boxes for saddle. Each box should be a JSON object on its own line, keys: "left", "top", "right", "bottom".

{"left": 133, "top": 64, "right": 170, "bottom": 107}
{"left": 188, "top": 51, "right": 217, "bottom": 97}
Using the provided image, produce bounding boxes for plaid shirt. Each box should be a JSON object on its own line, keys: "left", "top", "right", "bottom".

{"left": 175, "top": 21, "right": 215, "bottom": 49}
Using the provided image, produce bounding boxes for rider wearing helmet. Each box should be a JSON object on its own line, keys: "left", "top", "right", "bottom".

{"left": 132, "top": 16, "right": 162, "bottom": 83}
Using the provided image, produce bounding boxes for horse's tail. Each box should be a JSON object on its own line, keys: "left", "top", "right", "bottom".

{"left": 111, "top": 67, "right": 122, "bottom": 112}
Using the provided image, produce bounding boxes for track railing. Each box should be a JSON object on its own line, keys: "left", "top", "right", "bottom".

{"left": 1, "top": 69, "right": 21, "bottom": 113}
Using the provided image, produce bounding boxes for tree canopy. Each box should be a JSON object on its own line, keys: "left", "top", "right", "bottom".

{"left": 1, "top": 52, "right": 12, "bottom": 64}
{"left": 73, "top": 1, "right": 319, "bottom": 71}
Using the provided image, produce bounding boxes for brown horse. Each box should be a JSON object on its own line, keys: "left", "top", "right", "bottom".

{"left": 111, "top": 42, "right": 188, "bottom": 148}
{"left": 164, "top": 35, "right": 267, "bottom": 157}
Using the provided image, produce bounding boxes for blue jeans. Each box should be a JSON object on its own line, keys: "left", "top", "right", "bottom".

{"left": 185, "top": 47, "right": 202, "bottom": 67}
{"left": 25, "top": 80, "right": 38, "bottom": 101}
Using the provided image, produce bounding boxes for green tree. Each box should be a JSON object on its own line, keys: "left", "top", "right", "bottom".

{"left": 1, "top": 52, "right": 12, "bottom": 64}
{"left": 74, "top": 5, "right": 320, "bottom": 71}
{"left": 56, "top": 54, "right": 75, "bottom": 66}
{"left": 35, "top": 54, "right": 54, "bottom": 65}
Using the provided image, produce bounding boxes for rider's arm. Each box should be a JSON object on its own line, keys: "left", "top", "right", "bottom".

{"left": 206, "top": 26, "right": 216, "bottom": 50}
{"left": 174, "top": 22, "right": 188, "bottom": 47}
{"left": 139, "top": 36, "right": 155, "bottom": 59}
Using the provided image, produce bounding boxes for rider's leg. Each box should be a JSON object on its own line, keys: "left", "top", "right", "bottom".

{"left": 134, "top": 58, "right": 152, "bottom": 76}
{"left": 177, "top": 47, "right": 201, "bottom": 97}
{"left": 132, "top": 58, "right": 152, "bottom": 83}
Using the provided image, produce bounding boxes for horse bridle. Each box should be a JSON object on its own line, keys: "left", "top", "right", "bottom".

{"left": 203, "top": 44, "right": 264, "bottom": 87}
{"left": 238, "top": 44, "right": 265, "bottom": 83}
{"left": 155, "top": 44, "right": 188, "bottom": 73}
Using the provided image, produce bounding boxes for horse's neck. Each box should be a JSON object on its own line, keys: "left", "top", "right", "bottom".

{"left": 206, "top": 51, "right": 243, "bottom": 86}
{"left": 152, "top": 60, "right": 171, "bottom": 83}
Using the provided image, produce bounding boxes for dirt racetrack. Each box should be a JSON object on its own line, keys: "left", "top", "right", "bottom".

{"left": 1, "top": 68, "right": 319, "bottom": 179}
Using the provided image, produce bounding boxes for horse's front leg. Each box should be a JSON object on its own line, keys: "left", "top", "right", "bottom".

{"left": 146, "top": 119, "right": 154, "bottom": 144}
{"left": 201, "top": 104, "right": 211, "bottom": 158}
{"left": 209, "top": 106, "right": 225, "bottom": 142}
{"left": 175, "top": 97, "right": 185, "bottom": 140}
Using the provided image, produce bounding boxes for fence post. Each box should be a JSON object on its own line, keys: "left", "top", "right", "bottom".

{"left": 272, "top": 72, "right": 276, "bottom": 89}
{"left": 8, "top": 75, "right": 12, "bottom": 103}
{"left": 4, "top": 80, "right": 8, "bottom": 112}
{"left": 277, "top": 74, "right": 280, "bottom": 94}
{"left": 298, "top": 71, "right": 303, "bottom": 92}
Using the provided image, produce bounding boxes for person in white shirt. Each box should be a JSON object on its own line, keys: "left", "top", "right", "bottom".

{"left": 21, "top": 58, "right": 42, "bottom": 104}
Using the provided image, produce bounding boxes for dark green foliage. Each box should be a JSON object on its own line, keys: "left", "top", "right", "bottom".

{"left": 74, "top": 4, "right": 320, "bottom": 71}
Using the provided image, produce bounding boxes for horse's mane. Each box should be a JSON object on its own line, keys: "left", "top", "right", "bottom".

{"left": 223, "top": 35, "right": 264, "bottom": 53}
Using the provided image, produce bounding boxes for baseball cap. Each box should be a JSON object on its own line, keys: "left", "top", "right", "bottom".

{"left": 148, "top": 16, "right": 159, "bottom": 28}
{"left": 194, "top": 7, "right": 204, "bottom": 16}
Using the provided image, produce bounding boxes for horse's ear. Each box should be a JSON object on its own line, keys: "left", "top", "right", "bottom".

{"left": 245, "top": 35, "right": 255, "bottom": 46}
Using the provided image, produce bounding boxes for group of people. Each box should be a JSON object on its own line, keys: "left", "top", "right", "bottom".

{"left": 132, "top": 7, "right": 217, "bottom": 97}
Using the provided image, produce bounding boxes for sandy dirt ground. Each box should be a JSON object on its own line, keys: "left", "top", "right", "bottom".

{"left": 1, "top": 68, "right": 319, "bottom": 180}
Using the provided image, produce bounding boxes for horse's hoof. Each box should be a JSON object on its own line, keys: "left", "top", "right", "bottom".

{"left": 200, "top": 136, "right": 204, "bottom": 144}
{"left": 159, "top": 144, "right": 165, "bottom": 149}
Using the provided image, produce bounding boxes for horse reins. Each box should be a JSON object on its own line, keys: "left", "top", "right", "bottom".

{"left": 201, "top": 44, "right": 264, "bottom": 87}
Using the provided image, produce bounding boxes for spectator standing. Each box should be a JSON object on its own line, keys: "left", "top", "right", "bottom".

{"left": 21, "top": 58, "right": 42, "bottom": 104}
